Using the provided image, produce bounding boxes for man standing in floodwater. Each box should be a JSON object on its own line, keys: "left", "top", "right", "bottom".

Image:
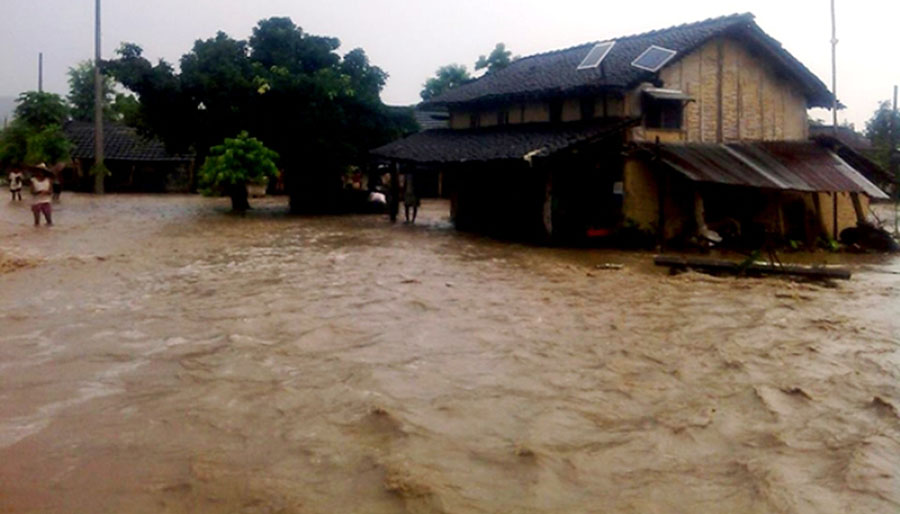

{"left": 30, "top": 165, "right": 53, "bottom": 226}
{"left": 8, "top": 167, "right": 24, "bottom": 201}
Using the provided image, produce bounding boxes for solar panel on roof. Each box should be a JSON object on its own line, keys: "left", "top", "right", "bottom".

{"left": 577, "top": 41, "right": 615, "bottom": 70}
{"left": 631, "top": 46, "right": 677, "bottom": 72}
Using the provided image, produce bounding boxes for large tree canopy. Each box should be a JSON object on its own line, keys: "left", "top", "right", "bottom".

{"left": 67, "top": 60, "right": 138, "bottom": 122}
{"left": 105, "top": 17, "right": 414, "bottom": 212}
{"left": 0, "top": 92, "right": 71, "bottom": 167}
{"left": 475, "top": 43, "right": 513, "bottom": 74}
{"left": 420, "top": 64, "right": 471, "bottom": 101}
{"left": 865, "top": 100, "right": 900, "bottom": 176}
{"left": 420, "top": 43, "right": 515, "bottom": 101}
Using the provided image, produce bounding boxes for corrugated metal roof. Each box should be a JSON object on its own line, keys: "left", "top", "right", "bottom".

{"left": 645, "top": 142, "right": 888, "bottom": 199}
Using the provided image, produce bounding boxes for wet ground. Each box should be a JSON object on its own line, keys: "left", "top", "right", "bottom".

{"left": 0, "top": 194, "right": 898, "bottom": 513}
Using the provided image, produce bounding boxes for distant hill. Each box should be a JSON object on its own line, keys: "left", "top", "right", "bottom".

{"left": 0, "top": 96, "right": 16, "bottom": 128}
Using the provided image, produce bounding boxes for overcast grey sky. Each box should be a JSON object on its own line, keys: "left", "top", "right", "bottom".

{"left": 2, "top": 1, "right": 898, "bottom": 129}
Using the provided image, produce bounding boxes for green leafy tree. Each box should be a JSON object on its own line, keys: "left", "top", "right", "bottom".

{"left": 475, "top": 43, "right": 513, "bottom": 74}
{"left": 25, "top": 124, "right": 71, "bottom": 164}
{"left": 13, "top": 91, "right": 68, "bottom": 128}
{"left": 67, "top": 61, "right": 114, "bottom": 121}
{"left": 420, "top": 64, "right": 471, "bottom": 101}
{"left": 865, "top": 100, "right": 900, "bottom": 176}
{"left": 106, "top": 17, "right": 413, "bottom": 211}
{"left": 0, "top": 92, "right": 71, "bottom": 167}
{"left": 249, "top": 17, "right": 340, "bottom": 74}
{"left": 105, "top": 43, "right": 195, "bottom": 153}
{"left": 198, "top": 131, "right": 279, "bottom": 212}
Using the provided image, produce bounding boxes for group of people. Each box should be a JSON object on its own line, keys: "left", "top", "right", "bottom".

{"left": 7, "top": 163, "right": 60, "bottom": 226}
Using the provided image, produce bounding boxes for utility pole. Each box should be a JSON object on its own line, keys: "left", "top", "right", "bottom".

{"left": 38, "top": 53, "right": 43, "bottom": 92}
{"left": 831, "top": 0, "right": 838, "bottom": 134}
{"left": 892, "top": 85, "right": 898, "bottom": 236}
{"left": 830, "top": 0, "right": 839, "bottom": 239}
{"left": 93, "top": 0, "right": 105, "bottom": 194}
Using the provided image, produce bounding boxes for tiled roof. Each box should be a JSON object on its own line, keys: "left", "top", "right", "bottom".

{"left": 809, "top": 126, "right": 872, "bottom": 151}
{"left": 371, "top": 118, "right": 637, "bottom": 164}
{"left": 423, "top": 13, "right": 832, "bottom": 109}
{"left": 643, "top": 141, "right": 888, "bottom": 199}
{"left": 413, "top": 110, "right": 450, "bottom": 131}
{"left": 64, "top": 121, "right": 192, "bottom": 162}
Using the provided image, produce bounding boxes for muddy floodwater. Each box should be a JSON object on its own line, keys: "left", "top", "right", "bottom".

{"left": 1, "top": 194, "right": 898, "bottom": 513}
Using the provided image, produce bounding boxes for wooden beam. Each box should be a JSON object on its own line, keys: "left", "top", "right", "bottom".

{"left": 850, "top": 192, "right": 865, "bottom": 223}
{"left": 832, "top": 192, "right": 839, "bottom": 239}
{"left": 654, "top": 255, "right": 851, "bottom": 280}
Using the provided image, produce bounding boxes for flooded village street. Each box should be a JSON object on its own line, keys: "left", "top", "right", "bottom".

{"left": 1, "top": 194, "right": 899, "bottom": 513}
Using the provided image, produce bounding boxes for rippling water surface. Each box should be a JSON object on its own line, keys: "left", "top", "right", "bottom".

{"left": 1, "top": 194, "right": 898, "bottom": 513}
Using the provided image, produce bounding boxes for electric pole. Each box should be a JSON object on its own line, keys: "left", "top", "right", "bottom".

{"left": 828, "top": 0, "right": 838, "bottom": 134}
{"left": 93, "top": 0, "right": 105, "bottom": 194}
{"left": 830, "top": 0, "right": 839, "bottom": 238}
{"left": 892, "top": 85, "right": 898, "bottom": 236}
{"left": 38, "top": 53, "right": 43, "bottom": 92}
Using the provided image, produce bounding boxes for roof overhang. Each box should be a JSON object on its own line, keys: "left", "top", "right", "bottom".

{"left": 640, "top": 141, "right": 888, "bottom": 199}
{"left": 371, "top": 118, "right": 638, "bottom": 165}
{"left": 643, "top": 87, "right": 694, "bottom": 102}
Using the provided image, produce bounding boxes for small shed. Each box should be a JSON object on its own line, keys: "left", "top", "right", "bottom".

{"left": 63, "top": 121, "right": 194, "bottom": 192}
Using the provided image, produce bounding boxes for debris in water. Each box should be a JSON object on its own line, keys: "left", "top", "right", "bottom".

{"left": 514, "top": 443, "right": 536, "bottom": 458}
{"left": 0, "top": 252, "right": 37, "bottom": 274}
{"left": 780, "top": 387, "right": 813, "bottom": 400}
{"left": 871, "top": 397, "right": 898, "bottom": 418}
{"left": 654, "top": 255, "right": 852, "bottom": 280}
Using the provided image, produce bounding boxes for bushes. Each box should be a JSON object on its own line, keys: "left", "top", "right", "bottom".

{"left": 198, "top": 132, "right": 279, "bottom": 211}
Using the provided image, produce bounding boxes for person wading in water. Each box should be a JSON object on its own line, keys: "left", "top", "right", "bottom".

{"left": 30, "top": 164, "right": 53, "bottom": 226}
{"left": 8, "top": 167, "right": 24, "bottom": 201}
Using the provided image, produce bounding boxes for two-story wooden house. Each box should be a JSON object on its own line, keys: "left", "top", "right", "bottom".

{"left": 372, "top": 13, "right": 887, "bottom": 244}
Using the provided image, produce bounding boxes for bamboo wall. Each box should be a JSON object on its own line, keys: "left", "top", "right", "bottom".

{"left": 647, "top": 35, "right": 809, "bottom": 143}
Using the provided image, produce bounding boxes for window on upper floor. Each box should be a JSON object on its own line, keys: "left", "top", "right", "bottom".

{"left": 643, "top": 97, "right": 683, "bottom": 130}
{"left": 580, "top": 98, "right": 595, "bottom": 121}
{"left": 549, "top": 100, "right": 563, "bottom": 123}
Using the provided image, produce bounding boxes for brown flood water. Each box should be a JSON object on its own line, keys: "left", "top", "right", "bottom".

{"left": 1, "top": 194, "right": 898, "bottom": 513}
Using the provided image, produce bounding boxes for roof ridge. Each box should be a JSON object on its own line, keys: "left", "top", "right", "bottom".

{"left": 509, "top": 12, "right": 754, "bottom": 64}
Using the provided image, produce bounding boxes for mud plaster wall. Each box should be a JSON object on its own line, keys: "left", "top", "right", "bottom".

{"left": 652, "top": 36, "right": 809, "bottom": 144}
{"left": 817, "top": 191, "right": 869, "bottom": 239}
{"left": 622, "top": 159, "right": 691, "bottom": 239}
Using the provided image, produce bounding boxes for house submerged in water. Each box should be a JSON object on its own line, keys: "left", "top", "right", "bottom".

{"left": 372, "top": 13, "right": 888, "bottom": 245}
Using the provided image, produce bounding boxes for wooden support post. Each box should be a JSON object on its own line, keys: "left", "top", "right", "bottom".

{"left": 389, "top": 162, "right": 400, "bottom": 223}
{"left": 812, "top": 192, "right": 824, "bottom": 237}
{"left": 655, "top": 138, "right": 666, "bottom": 249}
{"left": 850, "top": 192, "right": 865, "bottom": 224}
{"left": 832, "top": 192, "right": 839, "bottom": 239}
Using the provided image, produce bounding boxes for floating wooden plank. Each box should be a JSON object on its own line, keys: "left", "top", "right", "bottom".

{"left": 654, "top": 255, "right": 852, "bottom": 280}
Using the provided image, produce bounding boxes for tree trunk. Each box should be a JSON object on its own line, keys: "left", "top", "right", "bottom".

{"left": 229, "top": 183, "right": 250, "bottom": 212}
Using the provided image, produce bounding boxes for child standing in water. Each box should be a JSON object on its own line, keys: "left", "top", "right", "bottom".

{"left": 30, "top": 165, "right": 53, "bottom": 226}
{"left": 8, "top": 168, "right": 23, "bottom": 201}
